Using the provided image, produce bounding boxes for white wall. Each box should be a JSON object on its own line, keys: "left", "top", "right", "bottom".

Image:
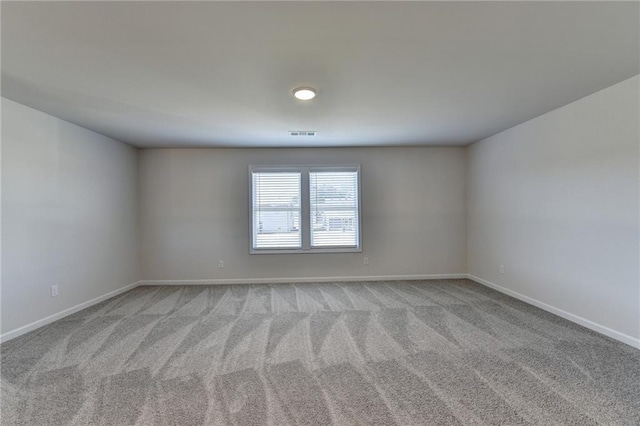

{"left": 1, "top": 98, "right": 139, "bottom": 336}
{"left": 139, "top": 147, "right": 466, "bottom": 282}
{"left": 467, "top": 75, "right": 640, "bottom": 343}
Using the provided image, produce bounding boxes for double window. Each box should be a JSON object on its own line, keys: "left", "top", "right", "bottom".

{"left": 250, "top": 165, "right": 361, "bottom": 253}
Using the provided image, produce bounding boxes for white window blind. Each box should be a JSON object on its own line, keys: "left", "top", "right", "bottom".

{"left": 310, "top": 169, "right": 359, "bottom": 248}
{"left": 251, "top": 171, "right": 301, "bottom": 250}
{"left": 250, "top": 165, "right": 361, "bottom": 253}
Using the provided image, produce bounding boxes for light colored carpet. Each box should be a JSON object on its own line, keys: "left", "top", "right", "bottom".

{"left": 1, "top": 279, "right": 639, "bottom": 425}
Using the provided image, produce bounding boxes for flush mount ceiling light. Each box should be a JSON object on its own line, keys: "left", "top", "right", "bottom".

{"left": 292, "top": 87, "right": 316, "bottom": 100}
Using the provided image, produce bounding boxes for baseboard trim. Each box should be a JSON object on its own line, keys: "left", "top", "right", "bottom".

{"left": 0, "top": 281, "right": 141, "bottom": 344}
{"left": 466, "top": 274, "right": 640, "bottom": 350}
{"left": 138, "top": 273, "right": 468, "bottom": 286}
{"left": 3, "top": 274, "right": 636, "bottom": 349}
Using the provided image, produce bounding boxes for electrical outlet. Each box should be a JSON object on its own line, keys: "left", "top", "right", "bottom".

{"left": 218, "top": 260, "right": 224, "bottom": 269}
{"left": 499, "top": 264, "right": 505, "bottom": 274}
{"left": 51, "top": 285, "right": 59, "bottom": 298}
{"left": 363, "top": 257, "right": 369, "bottom": 265}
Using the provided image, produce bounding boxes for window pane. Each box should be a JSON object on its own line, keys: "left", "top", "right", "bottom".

{"left": 310, "top": 170, "right": 359, "bottom": 248}
{"left": 252, "top": 171, "right": 301, "bottom": 249}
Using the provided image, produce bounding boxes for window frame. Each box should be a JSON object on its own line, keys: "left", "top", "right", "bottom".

{"left": 249, "top": 164, "right": 362, "bottom": 254}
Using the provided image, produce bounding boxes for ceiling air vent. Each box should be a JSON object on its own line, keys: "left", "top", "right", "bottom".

{"left": 289, "top": 131, "right": 316, "bottom": 136}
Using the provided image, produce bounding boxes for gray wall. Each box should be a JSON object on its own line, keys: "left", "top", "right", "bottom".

{"left": 3, "top": 75, "right": 638, "bottom": 347}
{"left": 1, "top": 98, "right": 139, "bottom": 335}
{"left": 139, "top": 147, "right": 467, "bottom": 281}
{"left": 467, "top": 75, "right": 640, "bottom": 341}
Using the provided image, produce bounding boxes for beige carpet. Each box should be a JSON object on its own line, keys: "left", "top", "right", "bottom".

{"left": 1, "top": 279, "right": 639, "bottom": 425}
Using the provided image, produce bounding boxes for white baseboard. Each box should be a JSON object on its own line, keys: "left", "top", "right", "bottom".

{"left": 0, "top": 281, "right": 141, "bottom": 344}
{"left": 138, "top": 273, "right": 468, "bottom": 286}
{"left": 466, "top": 274, "right": 640, "bottom": 350}
{"left": 3, "top": 274, "right": 637, "bottom": 350}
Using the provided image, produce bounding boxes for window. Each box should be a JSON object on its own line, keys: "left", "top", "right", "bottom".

{"left": 251, "top": 170, "right": 301, "bottom": 250}
{"left": 250, "top": 165, "right": 361, "bottom": 253}
{"left": 310, "top": 169, "right": 359, "bottom": 248}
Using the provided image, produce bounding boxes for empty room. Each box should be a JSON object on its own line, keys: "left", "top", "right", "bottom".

{"left": 1, "top": 1, "right": 639, "bottom": 425}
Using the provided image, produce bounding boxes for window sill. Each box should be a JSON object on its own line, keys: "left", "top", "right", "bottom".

{"left": 250, "top": 247, "right": 362, "bottom": 255}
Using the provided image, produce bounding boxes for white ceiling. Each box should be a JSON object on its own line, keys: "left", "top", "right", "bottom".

{"left": 2, "top": 1, "right": 638, "bottom": 148}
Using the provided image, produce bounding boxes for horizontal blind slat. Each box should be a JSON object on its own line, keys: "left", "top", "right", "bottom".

{"left": 310, "top": 170, "right": 359, "bottom": 248}
{"left": 252, "top": 171, "right": 302, "bottom": 249}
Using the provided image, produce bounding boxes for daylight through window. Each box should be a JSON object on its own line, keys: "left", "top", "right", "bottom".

{"left": 250, "top": 165, "right": 361, "bottom": 253}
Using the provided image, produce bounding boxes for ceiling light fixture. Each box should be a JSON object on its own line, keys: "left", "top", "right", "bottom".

{"left": 292, "top": 87, "right": 316, "bottom": 100}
